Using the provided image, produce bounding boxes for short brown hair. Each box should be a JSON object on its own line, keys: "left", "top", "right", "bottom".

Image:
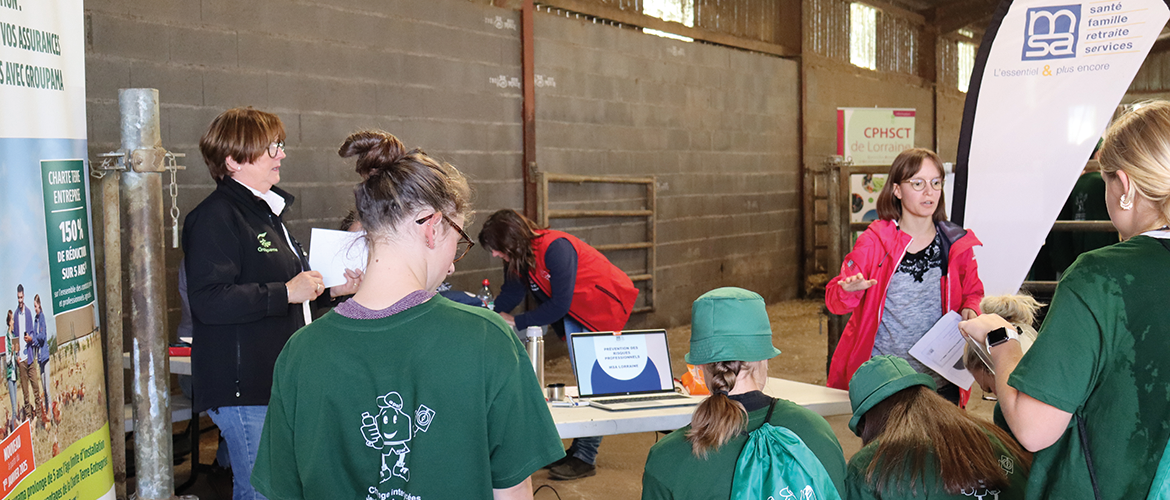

{"left": 199, "top": 107, "right": 286, "bottom": 180}
{"left": 876, "top": 148, "right": 948, "bottom": 222}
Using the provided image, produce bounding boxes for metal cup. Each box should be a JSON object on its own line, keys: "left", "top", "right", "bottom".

{"left": 546, "top": 383, "right": 565, "bottom": 401}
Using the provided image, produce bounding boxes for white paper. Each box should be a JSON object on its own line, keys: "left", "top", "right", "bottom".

{"left": 908, "top": 311, "right": 974, "bottom": 390}
{"left": 308, "top": 228, "right": 368, "bottom": 288}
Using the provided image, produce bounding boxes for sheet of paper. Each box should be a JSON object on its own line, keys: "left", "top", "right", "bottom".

{"left": 908, "top": 311, "right": 975, "bottom": 390}
{"left": 308, "top": 228, "right": 368, "bottom": 288}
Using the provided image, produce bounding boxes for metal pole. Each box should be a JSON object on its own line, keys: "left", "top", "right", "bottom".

{"left": 118, "top": 88, "right": 173, "bottom": 500}
{"left": 102, "top": 169, "right": 127, "bottom": 499}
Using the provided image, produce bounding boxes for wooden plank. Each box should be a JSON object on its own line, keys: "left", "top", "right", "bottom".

{"left": 543, "top": 172, "right": 654, "bottom": 184}
{"left": 628, "top": 273, "right": 653, "bottom": 282}
{"left": 595, "top": 242, "right": 654, "bottom": 251}
{"left": 548, "top": 209, "right": 654, "bottom": 218}
{"left": 539, "top": 0, "right": 799, "bottom": 57}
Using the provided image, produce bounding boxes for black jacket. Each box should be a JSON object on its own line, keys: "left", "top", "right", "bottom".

{"left": 182, "top": 179, "right": 322, "bottom": 412}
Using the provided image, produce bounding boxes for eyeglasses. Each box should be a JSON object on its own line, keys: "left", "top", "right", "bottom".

{"left": 416, "top": 213, "right": 475, "bottom": 263}
{"left": 902, "top": 178, "right": 944, "bottom": 192}
{"left": 266, "top": 141, "right": 285, "bottom": 158}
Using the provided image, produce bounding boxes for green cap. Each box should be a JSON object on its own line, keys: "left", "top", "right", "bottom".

{"left": 684, "top": 287, "right": 781, "bottom": 365}
{"left": 848, "top": 355, "right": 936, "bottom": 436}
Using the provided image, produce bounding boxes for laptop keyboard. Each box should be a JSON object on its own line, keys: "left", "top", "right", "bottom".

{"left": 592, "top": 394, "right": 691, "bottom": 404}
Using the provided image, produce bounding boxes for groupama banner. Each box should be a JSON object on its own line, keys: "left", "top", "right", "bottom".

{"left": 0, "top": 0, "right": 114, "bottom": 499}
{"left": 952, "top": 0, "right": 1170, "bottom": 294}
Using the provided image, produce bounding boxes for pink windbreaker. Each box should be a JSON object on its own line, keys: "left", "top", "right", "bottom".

{"left": 825, "top": 219, "right": 984, "bottom": 390}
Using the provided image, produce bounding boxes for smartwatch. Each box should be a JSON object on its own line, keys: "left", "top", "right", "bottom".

{"left": 986, "top": 325, "right": 1021, "bottom": 349}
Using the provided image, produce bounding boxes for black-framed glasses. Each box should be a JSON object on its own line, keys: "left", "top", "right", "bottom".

{"left": 416, "top": 213, "right": 475, "bottom": 263}
{"left": 902, "top": 178, "right": 944, "bottom": 192}
{"left": 266, "top": 141, "right": 285, "bottom": 158}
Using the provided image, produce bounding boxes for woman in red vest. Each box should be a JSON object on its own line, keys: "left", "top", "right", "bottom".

{"left": 479, "top": 209, "right": 639, "bottom": 480}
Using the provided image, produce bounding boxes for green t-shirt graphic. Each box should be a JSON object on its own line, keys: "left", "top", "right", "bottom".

{"left": 1010, "top": 235, "right": 1170, "bottom": 500}
{"left": 251, "top": 296, "right": 564, "bottom": 500}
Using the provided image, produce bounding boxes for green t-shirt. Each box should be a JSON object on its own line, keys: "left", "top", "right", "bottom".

{"left": 641, "top": 398, "right": 847, "bottom": 499}
{"left": 251, "top": 296, "right": 565, "bottom": 500}
{"left": 1009, "top": 235, "right": 1170, "bottom": 500}
{"left": 844, "top": 433, "right": 1028, "bottom": 500}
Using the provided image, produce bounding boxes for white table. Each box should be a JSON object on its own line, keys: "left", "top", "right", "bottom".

{"left": 550, "top": 377, "right": 851, "bottom": 439}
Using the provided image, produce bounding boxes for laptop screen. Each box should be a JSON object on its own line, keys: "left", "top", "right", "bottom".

{"left": 570, "top": 330, "right": 675, "bottom": 397}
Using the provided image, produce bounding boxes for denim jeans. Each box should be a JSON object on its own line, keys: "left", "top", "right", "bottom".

{"left": 563, "top": 317, "right": 602, "bottom": 465}
{"left": 38, "top": 360, "right": 51, "bottom": 410}
{"left": 208, "top": 405, "right": 269, "bottom": 500}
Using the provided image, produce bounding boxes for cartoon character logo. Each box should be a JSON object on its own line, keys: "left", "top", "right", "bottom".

{"left": 361, "top": 392, "right": 434, "bottom": 483}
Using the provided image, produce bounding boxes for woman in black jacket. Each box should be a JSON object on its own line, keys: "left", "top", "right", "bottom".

{"left": 183, "top": 107, "right": 358, "bottom": 500}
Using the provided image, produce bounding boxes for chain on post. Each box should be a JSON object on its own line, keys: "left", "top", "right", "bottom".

{"left": 164, "top": 152, "right": 186, "bottom": 248}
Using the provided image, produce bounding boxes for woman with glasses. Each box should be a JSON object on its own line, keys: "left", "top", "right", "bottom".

{"left": 478, "top": 209, "right": 639, "bottom": 480}
{"left": 824, "top": 148, "right": 984, "bottom": 405}
{"left": 183, "top": 107, "right": 359, "bottom": 500}
{"left": 252, "top": 130, "right": 562, "bottom": 499}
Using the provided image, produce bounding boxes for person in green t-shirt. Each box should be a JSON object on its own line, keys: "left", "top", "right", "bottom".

{"left": 642, "top": 287, "right": 847, "bottom": 499}
{"left": 959, "top": 101, "right": 1170, "bottom": 500}
{"left": 251, "top": 130, "right": 564, "bottom": 500}
{"left": 845, "top": 356, "right": 1031, "bottom": 500}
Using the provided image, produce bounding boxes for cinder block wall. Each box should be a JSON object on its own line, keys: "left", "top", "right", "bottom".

{"left": 534, "top": 15, "right": 803, "bottom": 327}
{"left": 85, "top": 0, "right": 803, "bottom": 335}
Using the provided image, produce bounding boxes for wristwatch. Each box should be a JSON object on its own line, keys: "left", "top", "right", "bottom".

{"left": 986, "top": 325, "right": 1021, "bottom": 349}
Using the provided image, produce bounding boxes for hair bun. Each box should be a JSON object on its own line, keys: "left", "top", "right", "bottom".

{"left": 338, "top": 130, "right": 408, "bottom": 179}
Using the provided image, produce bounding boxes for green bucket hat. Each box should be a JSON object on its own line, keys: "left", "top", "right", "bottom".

{"left": 684, "top": 287, "right": 781, "bottom": 365}
{"left": 848, "top": 355, "right": 936, "bottom": 436}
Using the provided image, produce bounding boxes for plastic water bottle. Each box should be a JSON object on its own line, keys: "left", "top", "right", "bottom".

{"left": 526, "top": 326, "right": 544, "bottom": 388}
{"left": 476, "top": 279, "right": 494, "bottom": 310}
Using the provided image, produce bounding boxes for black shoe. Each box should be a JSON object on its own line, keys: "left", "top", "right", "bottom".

{"left": 548, "top": 457, "right": 596, "bottom": 480}
{"left": 542, "top": 453, "right": 572, "bottom": 470}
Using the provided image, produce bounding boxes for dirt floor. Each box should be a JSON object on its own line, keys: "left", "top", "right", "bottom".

{"left": 162, "top": 299, "right": 995, "bottom": 500}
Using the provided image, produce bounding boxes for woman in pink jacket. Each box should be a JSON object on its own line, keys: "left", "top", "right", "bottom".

{"left": 825, "top": 148, "right": 984, "bottom": 404}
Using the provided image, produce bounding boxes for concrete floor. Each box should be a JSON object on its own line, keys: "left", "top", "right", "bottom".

{"left": 153, "top": 299, "right": 995, "bottom": 499}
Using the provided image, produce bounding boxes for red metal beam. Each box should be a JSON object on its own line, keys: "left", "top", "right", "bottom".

{"left": 522, "top": 0, "right": 537, "bottom": 220}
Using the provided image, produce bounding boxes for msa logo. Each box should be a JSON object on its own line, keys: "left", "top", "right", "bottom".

{"left": 1022, "top": 5, "right": 1080, "bottom": 60}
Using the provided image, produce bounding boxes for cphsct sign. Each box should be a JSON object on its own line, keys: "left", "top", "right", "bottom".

{"left": 954, "top": 0, "right": 1169, "bottom": 295}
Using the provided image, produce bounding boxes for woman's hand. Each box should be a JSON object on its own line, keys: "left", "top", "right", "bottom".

{"left": 286, "top": 270, "right": 325, "bottom": 303}
{"left": 498, "top": 312, "right": 516, "bottom": 327}
{"left": 837, "top": 273, "right": 877, "bottom": 292}
{"left": 330, "top": 268, "right": 364, "bottom": 297}
{"left": 957, "top": 313, "right": 1014, "bottom": 344}
{"left": 961, "top": 307, "right": 978, "bottom": 321}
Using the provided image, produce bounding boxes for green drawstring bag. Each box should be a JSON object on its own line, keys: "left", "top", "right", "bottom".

{"left": 731, "top": 400, "right": 842, "bottom": 500}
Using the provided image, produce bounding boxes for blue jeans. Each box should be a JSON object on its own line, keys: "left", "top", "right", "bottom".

{"left": 563, "top": 317, "right": 602, "bottom": 465}
{"left": 208, "top": 406, "right": 269, "bottom": 500}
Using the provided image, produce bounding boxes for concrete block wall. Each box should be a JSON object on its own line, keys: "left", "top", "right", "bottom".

{"left": 534, "top": 14, "right": 803, "bottom": 327}
{"left": 84, "top": 0, "right": 805, "bottom": 335}
{"left": 84, "top": 0, "right": 525, "bottom": 336}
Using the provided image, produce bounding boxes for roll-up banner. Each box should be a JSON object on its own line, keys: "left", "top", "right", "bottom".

{"left": 952, "top": 0, "right": 1170, "bottom": 294}
{"left": 0, "top": 0, "right": 115, "bottom": 499}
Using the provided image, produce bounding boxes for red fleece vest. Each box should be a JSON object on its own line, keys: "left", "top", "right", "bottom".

{"left": 530, "top": 230, "right": 639, "bottom": 332}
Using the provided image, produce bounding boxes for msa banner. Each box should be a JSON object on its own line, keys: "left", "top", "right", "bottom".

{"left": 0, "top": 1, "right": 114, "bottom": 499}
{"left": 836, "top": 108, "right": 916, "bottom": 166}
{"left": 953, "top": 0, "right": 1169, "bottom": 294}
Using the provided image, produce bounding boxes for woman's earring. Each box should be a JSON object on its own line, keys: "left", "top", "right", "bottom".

{"left": 1120, "top": 184, "right": 1135, "bottom": 210}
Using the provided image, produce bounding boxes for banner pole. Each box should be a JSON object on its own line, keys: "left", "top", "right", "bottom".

{"left": 118, "top": 88, "right": 174, "bottom": 500}
{"left": 101, "top": 167, "right": 127, "bottom": 499}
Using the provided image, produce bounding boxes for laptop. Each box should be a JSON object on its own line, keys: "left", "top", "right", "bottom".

{"left": 569, "top": 329, "right": 704, "bottom": 411}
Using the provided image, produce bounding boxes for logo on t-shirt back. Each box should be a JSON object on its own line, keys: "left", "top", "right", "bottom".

{"left": 1022, "top": 5, "right": 1080, "bottom": 60}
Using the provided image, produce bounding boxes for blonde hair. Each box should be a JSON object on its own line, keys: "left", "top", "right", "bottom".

{"left": 1098, "top": 101, "right": 1170, "bottom": 225}
{"left": 964, "top": 295, "right": 1044, "bottom": 374}
{"left": 686, "top": 360, "right": 766, "bottom": 458}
